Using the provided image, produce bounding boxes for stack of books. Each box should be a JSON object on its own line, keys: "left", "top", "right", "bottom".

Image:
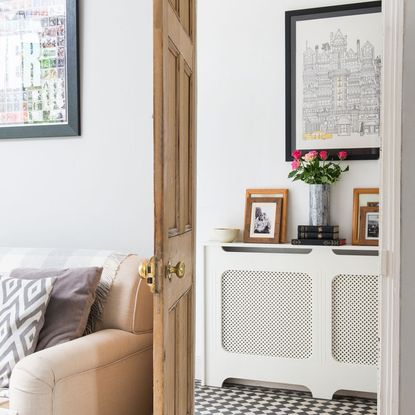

{"left": 291, "top": 225, "right": 346, "bottom": 246}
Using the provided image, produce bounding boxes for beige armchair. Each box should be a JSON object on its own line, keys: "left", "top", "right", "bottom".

{"left": 6, "top": 255, "right": 153, "bottom": 415}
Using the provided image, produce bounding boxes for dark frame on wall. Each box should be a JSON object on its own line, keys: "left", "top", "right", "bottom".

{"left": 0, "top": 0, "right": 80, "bottom": 139}
{"left": 285, "top": 2, "right": 382, "bottom": 161}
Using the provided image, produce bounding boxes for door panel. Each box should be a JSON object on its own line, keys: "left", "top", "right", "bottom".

{"left": 169, "top": 0, "right": 179, "bottom": 14}
{"left": 166, "top": 45, "right": 180, "bottom": 235}
{"left": 181, "top": 64, "right": 193, "bottom": 231}
{"left": 166, "top": 309, "right": 176, "bottom": 414}
{"left": 165, "top": 288, "right": 193, "bottom": 415}
{"left": 153, "top": 0, "right": 196, "bottom": 413}
{"left": 166, "top": 231, "right": 193, "bottom": 309}
{"left": 174, "top": 289, "right": 191, "bottom": 414}
{"left": 179, "top": 0, "right": 191, "bottom": 35}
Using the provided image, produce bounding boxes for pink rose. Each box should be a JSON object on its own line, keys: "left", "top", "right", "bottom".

{"left": 292, "top": 150, "right": 302, "bottom": 160}
{"left": 319, "top": 150, "right": 328, "bottom": 161}
{"left": 304, "top": 151, "right": 318, "bottom": 162}
{"left": 338, "top": 151, "right": 348, "bottom": 160}
{"left": 291, "top": 160, "right": 300, "bottom": 170}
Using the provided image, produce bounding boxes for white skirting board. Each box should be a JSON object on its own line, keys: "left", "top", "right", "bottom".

{"left": 195, "top": 355, "right": 202, "bottom": 381}
{"left": 202, "top": 243, "right": 380, "bottom": 400}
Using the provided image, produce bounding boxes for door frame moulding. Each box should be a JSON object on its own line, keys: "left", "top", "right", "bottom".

{"left": 379, "top": 0, "right": 404, "bottom": 414}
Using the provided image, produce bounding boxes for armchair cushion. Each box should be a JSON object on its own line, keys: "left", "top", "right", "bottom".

{"left": 98, "top": 255, "right": 153, "bottom": 334}
{"left": 10, "top": 267, "right": 102, "bottom": 351}
{"left": 0, "top": 397, "right": 8, "bottom": 409}
{"left": 9, "top": 329, "right": 153, "bottom": 415}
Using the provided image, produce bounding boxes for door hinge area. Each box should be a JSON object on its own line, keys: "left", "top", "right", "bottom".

{"left": 381, "top": 249, "right": 391, "bottom": 277}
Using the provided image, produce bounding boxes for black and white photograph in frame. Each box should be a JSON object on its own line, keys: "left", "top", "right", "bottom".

{"left": 286, "top": 2, "right": 382, "bottom": 161}
{"left": 243, "top": 197, "right": 282, "bottom": 244}
{"left": 251, "top": 204, "right": 275, "bottom": 236}
{"left": 365, "top": 212, "right": 379, "bottom": 240}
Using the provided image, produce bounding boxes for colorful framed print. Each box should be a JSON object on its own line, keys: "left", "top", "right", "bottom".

{"left": 0, "top": 0, "right": 80, "bottom": 139}
{"left": 286, "top": 2, "right": 382, "bottom": 161}
{"left": 244, "top": 197, "right": 283, "bottom": 244}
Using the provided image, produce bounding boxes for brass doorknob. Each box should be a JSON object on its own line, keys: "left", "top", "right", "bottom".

{"left": 166, "top": 261, "right": 186, "bottom": 280}
{"left": 138, "top": 257, "right": 156, "bottom": 293}
{"left": 138, "top": 261, "right": 148, "bottom": 279}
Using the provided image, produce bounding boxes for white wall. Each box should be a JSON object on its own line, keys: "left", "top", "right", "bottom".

{"left": 0, "top": 0, "right": 154, "bottom": 255}
{"left": 196, "top": 0, "right": 380, "bottom": 376}
{"left": 400, "top": 0, "right": 415, "bottom": 412}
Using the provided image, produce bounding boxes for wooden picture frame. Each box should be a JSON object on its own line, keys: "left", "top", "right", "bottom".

{"left": 244, "top": 197, "right": 283, "bottom": 244}
{"left": 352, "top": 188, "right": 380, "bottom": 245}
{"left": 359, "top": 206, "right": 380, "bottom": 246}
{"left": 245, "top": 189, "right": 289, "bottom": 243}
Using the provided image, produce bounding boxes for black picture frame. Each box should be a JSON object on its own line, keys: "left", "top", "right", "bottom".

{"left": 0, "top": 0, "right": 80, "bottom": 139}
{"left": 285, "top": 2, "right": 382, "bottom": 161}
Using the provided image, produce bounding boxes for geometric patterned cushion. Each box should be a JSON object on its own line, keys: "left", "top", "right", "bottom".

{"left": 0, "top": 277, "right": 56, "bottom": 390}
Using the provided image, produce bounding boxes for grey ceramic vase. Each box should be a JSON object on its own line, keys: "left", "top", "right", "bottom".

{"left": 309, "top": 184, "right": 330, "bottom": 226}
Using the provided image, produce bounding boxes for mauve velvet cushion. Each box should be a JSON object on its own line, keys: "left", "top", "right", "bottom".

{"left": 10, "top": 267, "right": 102, "bottom": 351}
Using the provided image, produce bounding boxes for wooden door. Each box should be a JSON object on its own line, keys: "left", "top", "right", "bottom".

{"left": 153, "top": 0, "right": 196, "bottom": 413}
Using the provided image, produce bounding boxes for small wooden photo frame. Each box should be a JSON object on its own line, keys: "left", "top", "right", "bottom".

{"left": 359, "top": 206, "right": 380, "bottom": 246}
{"left": 244, "top": 197, "right": 283, "bottom": 244}
{"left": 245, "top": 189, "right": 289, "bottom": 243}
{"left": 352, "top": 188, "right": 380, "bottom": 246}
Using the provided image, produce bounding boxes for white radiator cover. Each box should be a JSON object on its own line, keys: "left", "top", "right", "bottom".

{"left": 203, "top": 243, "right": 380, "bottom": 399}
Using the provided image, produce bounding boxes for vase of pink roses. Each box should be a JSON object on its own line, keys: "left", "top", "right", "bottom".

{"left": 288, "top": 150, "right": 349, "bottom": 226}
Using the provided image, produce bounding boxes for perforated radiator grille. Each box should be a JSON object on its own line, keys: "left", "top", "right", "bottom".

{"left": 332, "top": 274, "right": 380, "bottom": 366}
{"left": 221, "top": 270, "right": 313, "bottom": 359}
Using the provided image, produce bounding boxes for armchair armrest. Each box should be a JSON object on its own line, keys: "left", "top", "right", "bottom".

{"left": 9, "top": 330, "right": 152, "bottom": 415}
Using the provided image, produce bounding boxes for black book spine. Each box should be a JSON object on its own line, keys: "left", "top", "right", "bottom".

{"left": 298, "top": 232, "right": 339, "bottom": 240}
{"left": 298, "top": 225, "right": 340, "bottom": 233}
{"left": 291, "top": 239, "right": 346, "bottom": 246}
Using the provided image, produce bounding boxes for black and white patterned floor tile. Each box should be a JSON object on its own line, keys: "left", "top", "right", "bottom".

{"left": 195, "top": 381, "right": 377, "bottom": 415}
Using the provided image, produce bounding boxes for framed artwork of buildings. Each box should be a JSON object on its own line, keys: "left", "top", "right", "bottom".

{"left": 0, "top": 0, "right": 79, "bottom": 139}
{"left": 285, "top": 2, "right": 382, "bottom": 161}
